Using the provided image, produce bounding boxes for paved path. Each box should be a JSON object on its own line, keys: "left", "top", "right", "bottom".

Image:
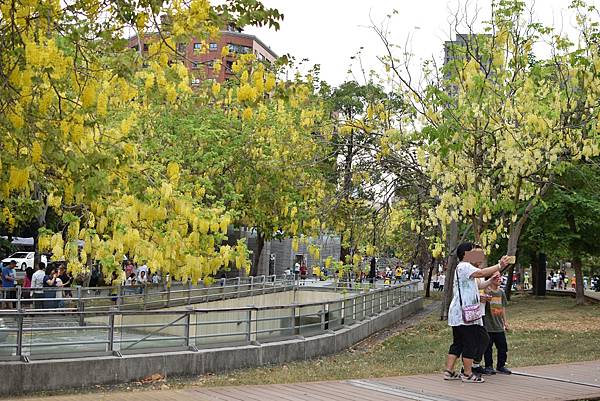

{"left": 550, "top": 288, "right": 600, "bottom": 302}
{"left": 585, "top": 290, "right": 600, "bottom": 301}
{"left": 14, "top": 360, "right": 600, "bottom": 401}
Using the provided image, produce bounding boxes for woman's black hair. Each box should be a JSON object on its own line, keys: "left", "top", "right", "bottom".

{"left": 457, "top": 242, "right": 482, "bottom": 261}
{"left": 25, "top": 267, "right": 34, "bottom": 279}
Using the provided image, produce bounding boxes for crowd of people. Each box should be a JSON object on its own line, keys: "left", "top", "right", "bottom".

{"left": 1, "top": 260, "right": 74, "bottom": 309}
{"left": 545, "top": 271, "right": 600, "bottom": 291}
{"left": 444, "top": 242, "right": 513, "bottom": 383}
{"left": 0, "top": 258, "right": 167, "bottom": 309}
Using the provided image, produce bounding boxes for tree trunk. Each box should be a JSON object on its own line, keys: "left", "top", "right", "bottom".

{"left": 566, "top": 213, "right": 585, "bottom": 306}
{"left": 250, "top": 230, "right": 265, "bottom": 277}
{"left": 441, "top": 219, "right": 459, "bottom": 320}
{"left": 573, "top": 256, "right": 585, "bottom": 306}
{"left": 530, "top": 251, "right": 539, "bottom": 294}
{"left": 534, "top": 252, "right": 547, "bottom": 297}
{"left": 505, "top": 220, "right": 524, "bottom": 301}
{"left": 505, "top": 265, "right": 515, "bottom": 301}
{"left": 425, "top": 255, "right": 435, "bottom": 298}
{"left": 32, "top": 183, "right": 48, "bottom": 268}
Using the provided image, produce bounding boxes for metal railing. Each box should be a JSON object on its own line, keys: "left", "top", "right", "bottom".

{"left": 0, "top": 275, "right": 296, "bottom": 314}
{"left": 0, "top": 280, "right": 419, "bottom": 362}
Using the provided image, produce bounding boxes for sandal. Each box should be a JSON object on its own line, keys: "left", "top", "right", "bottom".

{"left": 443, "top": 370, "right": 461, "bottom": 380}
{"left": 461, "top": 373, "right": 485, "bottom": 383}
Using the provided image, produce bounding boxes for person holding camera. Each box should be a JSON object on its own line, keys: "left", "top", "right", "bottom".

{"left": 443, "top": 242, "right": 512, "bottom": 383}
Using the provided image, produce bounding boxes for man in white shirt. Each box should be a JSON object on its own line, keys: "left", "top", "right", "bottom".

{"left": 31, "top": 262, "right": 46, "bottom": 309}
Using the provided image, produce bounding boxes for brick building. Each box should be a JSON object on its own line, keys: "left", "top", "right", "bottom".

{"left": 129, "top": 25, "right": 278, "bottom": 84}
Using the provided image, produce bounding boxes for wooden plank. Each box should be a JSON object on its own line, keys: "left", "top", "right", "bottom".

{"left": 12, "top": 361, "right": 600, "bottom": 401}
{"left": 198, "top": 387, "right": 264, "bottom": 401}
{"left": 201, "top": 386, "right": 278, "bottom": 401}
{"left": 268, "top": 384, "right": 345, "bottom": 401}
{"left": 314, "top": 381, "right": 412, "bottom": 401}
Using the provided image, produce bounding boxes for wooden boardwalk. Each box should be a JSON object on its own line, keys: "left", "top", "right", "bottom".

{"left": 15, "top": 360, "right": 600, "bottom": 401}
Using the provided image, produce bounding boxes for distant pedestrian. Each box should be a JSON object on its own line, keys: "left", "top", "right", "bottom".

{"left": 43, "top": 267, "right": 59, "bottom": 308}
{"left": 58, "top": 265, "right": 72, "bottom": 298}
{"left": 23, "top": 267, "right": 34, "bottom": 306}
{"left": 1, "top": 260, "right": 17, "bottom": 309}
{"left": 394, "top": 266, "right": 403, "bottom": 284}
{"left": 31, "top": 262, "right": 46, "bottom": 309}
{"left": 110, "top": 271, "right": 119, "bottom": 305}
{"left": 438, "top": 273, "right": 445, "bottom": 292}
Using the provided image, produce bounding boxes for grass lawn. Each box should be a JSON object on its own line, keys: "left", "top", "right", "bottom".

{"left": 195, "top": 294, "right": 600, "bottom": 387}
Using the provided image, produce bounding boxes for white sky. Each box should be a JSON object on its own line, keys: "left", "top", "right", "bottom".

{"left": 245, "top": 0, "right": 599, "bottom": 86}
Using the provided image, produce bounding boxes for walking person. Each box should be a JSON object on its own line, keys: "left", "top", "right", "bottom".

{"left": 394, "top": 266, "right": 403, "bottom": 284}
{"left": 58, "top": 265, "right": 73, "bottom": 299}
{"left": 109, "top": 271, "right": 120, "bottom": 306}
{"left": 438, "top": 272, "right": 445, "bottom": 292}
{"left": 23, "top": 267, "right": 34, "bottom": 307}
{"left": 1, "top": 260, "right": 17, "bottom": 309}
{"left": 43, "top": 267, "right": 59, "bottom": 308}
{"left": 483, "top": 274, "right": 512, "bottom": 375}
{"left": 31, "top": 262, "right": 46, "bottom": 309}
{"left": 444, "top": 243, "right": 511, "bottom": 383}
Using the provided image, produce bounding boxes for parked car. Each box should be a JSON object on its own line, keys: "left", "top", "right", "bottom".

{"left": 1, "top": 252, "right": 47, "bottom": 271}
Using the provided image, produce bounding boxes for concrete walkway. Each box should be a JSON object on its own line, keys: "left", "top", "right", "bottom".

{"left": 13, "top": 360, "right": 600, "bottom": 401}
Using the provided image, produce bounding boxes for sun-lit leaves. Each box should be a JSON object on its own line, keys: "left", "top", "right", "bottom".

{"left": 0, "top": 0, "right": 285, "bottom": 281}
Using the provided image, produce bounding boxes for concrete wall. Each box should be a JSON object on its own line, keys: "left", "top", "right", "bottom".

{"left": 86, "top": 290, "right": 348, "bottom": 344}
{"left": 0, "top": 297, "right": 422, "bottom": 396}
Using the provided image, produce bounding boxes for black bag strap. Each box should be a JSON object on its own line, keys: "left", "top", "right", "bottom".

{"left": 455, "top": 266, "right": 463, "bottom": 308}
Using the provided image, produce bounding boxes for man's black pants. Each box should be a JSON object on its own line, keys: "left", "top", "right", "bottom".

{"left": 484, "top": 331, "right": 508, "bottom": 369}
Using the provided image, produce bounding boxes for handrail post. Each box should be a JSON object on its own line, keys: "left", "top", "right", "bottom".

{"left": 187, "top": 280, "right": 192, "bottom": 305}
{"left": 143, "top": 285, "right": 148, "bottom": 310}
{"left": 246, "top": 310, "right": 252, "bottom": 342}
{"left": 108, "top": 313, "right": 115, "bottom": 353}
{"left": 16, "top": 313, "right": 23, "bottom": 358}
{"left": 236, "top": 277, "right": 241, "bottom": 298}
{"left": 166, "top": 283, "right": 171, "bottom": 307}
{"left": 250, "top": 276, "right": 254, "bottom": 295}
{"left": 321, "top": 303, "right": 327, "bottom": 331}
{"left": 185, "top": 312, "right": 191, "bottom": 347}
{"left": 16, "top": 286, "right": 22, "bottom": 312}
{"left": 291, "top": 305, "right": 298, "bottom": 335}
{"left": 117, "top": 285, "right": 123, "bottom": 311}
{"left": 76, "top": 286, "right": 85, "bottom": 326}
{"left": 261, "top": 275, "right": 266, "bottom": 295}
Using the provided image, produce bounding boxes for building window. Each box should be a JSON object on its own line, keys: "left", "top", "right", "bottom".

{"left": 209, "top": 43, "right": 218, "bottom": 51}
{"left": 177, "top": 43, "right": 187, "bottom": 53}
{"left": 206, "top": 60, "right": 214, "bottom": 68}
{"left": 143, "top": 44, "right": 149, "bottom": 51}
{"left": 193, "top": 43, "right": 202, "bottom": 50}
{"left": 191, "top": 78, "right": 201, "bottom": 85}
{"left": 191, "top": 62, "right": 200, "bottom": 69}
{"left": 225, "top": 60, "right": 233, "bottom": 72}
{"left": 228, "top": 43, "right": 252, "bottom": 54}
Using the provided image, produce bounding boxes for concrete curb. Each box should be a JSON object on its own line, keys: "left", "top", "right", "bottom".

{"left": 1, "top": 297, "right": 423, "bottom": 396}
